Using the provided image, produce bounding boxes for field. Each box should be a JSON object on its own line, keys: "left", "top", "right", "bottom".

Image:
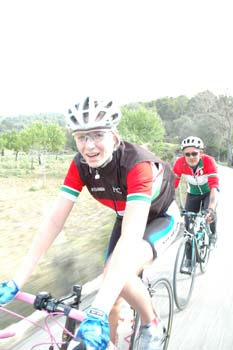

{"left": 0, "top": 152, "right": 115, "bottom": 327}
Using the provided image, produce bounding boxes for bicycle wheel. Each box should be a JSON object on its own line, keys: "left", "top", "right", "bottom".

{"left": 173, "top": 236, "right": 196, "bottom": 310}
{"left": 129, "top": 278, "right": 174, "bottom": 350}
{"left": 197, "top": 225, "right": 211, "bottom": 273}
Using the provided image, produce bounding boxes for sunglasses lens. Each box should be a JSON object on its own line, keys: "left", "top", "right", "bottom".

{"left": 184, "top": 152, "right": 198, "bottom": 157}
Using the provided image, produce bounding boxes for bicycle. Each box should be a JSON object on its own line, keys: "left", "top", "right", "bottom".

{"left": 0, "top": 275, "right": 174, "bottom": 349}
{"left": 173, "top": 209, "right": 212, "bottom": 310}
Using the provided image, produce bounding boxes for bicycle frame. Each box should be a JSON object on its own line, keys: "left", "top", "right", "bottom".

{"left": 173, "top": 209, "right": 212, "bottom": 310}
{"left": 184, "top": 210, "right": 211, "bottom": 262}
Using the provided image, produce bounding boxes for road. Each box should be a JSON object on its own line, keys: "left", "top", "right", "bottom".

{"left": 1, "top": 165, "right": 232, "bottom": 350}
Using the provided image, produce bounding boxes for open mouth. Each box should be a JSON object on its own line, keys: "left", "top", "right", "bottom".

{"left": 86, "top": 152, "right": 100, "bottom": 159}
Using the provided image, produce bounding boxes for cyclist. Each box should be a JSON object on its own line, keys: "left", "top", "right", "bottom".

{"left": 173, "top": 136, "right": 219, "bottom": 272}
{"left": 0, "top": 97, "right": 180, "bottom": 350}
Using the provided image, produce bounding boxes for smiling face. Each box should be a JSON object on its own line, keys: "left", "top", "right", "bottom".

{"left": 183, "top": 146, "right": 202, "bottom": 167}
{"left": 74, "top": 129, "right": 118, "bottom": 168}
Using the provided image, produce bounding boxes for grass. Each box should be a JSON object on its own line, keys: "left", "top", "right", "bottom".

{"left": 0, "top": 152, "right": 115, "bottom": 327}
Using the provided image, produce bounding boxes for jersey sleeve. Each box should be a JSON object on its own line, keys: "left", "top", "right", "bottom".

{"left": 206, "top": 156, "right": 219, "bottom": 189}
{"left": 173, "top": 158, "right": 182, "bottom": 189}
{"left": 60, "top": 160, "right": 85, "bottom": 202}
{"left": 126, "top": 162, "right": 163, "bottom": 203}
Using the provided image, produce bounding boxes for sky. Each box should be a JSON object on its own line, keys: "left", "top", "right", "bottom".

{"left": 0, "top": 0, "right": 233, "bottom": 116}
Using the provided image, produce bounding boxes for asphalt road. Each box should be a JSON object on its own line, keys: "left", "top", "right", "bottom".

{"left": 1, "top": 165, "right": 232, "bottom": 350}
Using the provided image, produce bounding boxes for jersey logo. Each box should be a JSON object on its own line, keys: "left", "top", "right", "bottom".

{"left": 91, "top": 187, "right": 105, "bottom": 192}
{"left": 112, "top": 186, "right": 122, "bottom": 194}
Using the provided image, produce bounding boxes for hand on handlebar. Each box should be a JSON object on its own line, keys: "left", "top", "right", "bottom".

{"left": 77, "top": 307, "right": 110, "bottom": 350}
{"left": 0, "top": 279, "right": 19, "bottom": 305}
{"left": 204, "top": 208, "right": 216, "bottom": 223}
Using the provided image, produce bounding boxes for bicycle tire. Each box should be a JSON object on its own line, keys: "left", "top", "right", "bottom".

{"left": 129, "top": 278, "right": 174, "bottom": 350}
{"left": 173, "top": 236, "right": 196, "bottom": 310}
{"left": 196, "top": 224, "right": 211, "bottom": 273}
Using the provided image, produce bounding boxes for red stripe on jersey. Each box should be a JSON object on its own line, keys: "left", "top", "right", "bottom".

{"left": 127, "top": 162, "right": 154, "bottom": 196}
{"left": 63, "top": 160, "right": 85, "bottom": 192}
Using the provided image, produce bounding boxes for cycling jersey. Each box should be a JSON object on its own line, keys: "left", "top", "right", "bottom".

{"left": 61, "top": 141, "right": 175, "bottom": 222}
{"left": 173, "top": 154, "right": 219, "bottom": 195}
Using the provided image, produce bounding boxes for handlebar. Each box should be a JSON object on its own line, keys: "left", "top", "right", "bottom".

{"left": 15, "top": 290, "right": 86, "bottom": 322}
{"left": 180, "top": 209, "right": 208, "bottom": 218}
{"left": 1, "top": 288, "right": 89, "bottom": 349}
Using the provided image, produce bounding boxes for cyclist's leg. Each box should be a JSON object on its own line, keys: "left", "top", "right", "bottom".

{"left": 144, "top": 200, "right": 181, "bottom": 258}
{"left": 184, "top": 193, "right": 202, "bottom": 222}
{"left": 120, "top": 271, "right": 157, "bottom": 324}
{"left": 184, "top": 194, "right": 202, "bottom": 259}
{"left": 105, "top": 216, "right": 122, "bottom": 262}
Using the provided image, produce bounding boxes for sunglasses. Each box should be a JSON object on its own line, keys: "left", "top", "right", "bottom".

{"left": 184, "top": 151, "right": 199, "bottom": 157}
{"left": 75, "top": 131, "right": 110, "bottom": 144}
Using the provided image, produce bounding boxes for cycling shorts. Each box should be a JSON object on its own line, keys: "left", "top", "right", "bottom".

{"left": 105, "top": 200, "right": 180, "bottom": 260}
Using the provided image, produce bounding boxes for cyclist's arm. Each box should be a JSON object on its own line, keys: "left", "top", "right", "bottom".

{"left": 174, "top": 188, "right": 183, "bottom": 210}
{"left": 172, "top": 158, "right": 183, "bottom": 189}
{"left": 173, "top": 159, "right": 184, "bottom": 208}
{"left": 205, "top": 156, "right": 219, "bottom": 211}
{"left": 208, "top": 187, "right": 219, "bottom": 211}
{"left": 92, "top": 199, "right": 151, "bottom": 314}
{"left": 13, "top": 196, "right": 75, "bottom": 288}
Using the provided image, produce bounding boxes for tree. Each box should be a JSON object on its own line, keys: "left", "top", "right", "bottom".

{"left": 153, "top": 96, "right": 189, "bottom": 143}
{"left": 21, "top": 122, "right": 66, "bottom": 153}
{"left": 0, "top": 135, "right": 6, "bottom": 155}
{"left": 154, "top": 95, "right": 189, "bottom": 121}
{"left": 118, "top": 106, "right": 165, "bottom": 155}
{"left": 2, "top": 131, "right": 24, "bottom": 160}
{"left": 217, "top": 95, "right": 233, "bottom": 165}
{"left": 43, "top": 123, "right": 66, "bottom": 152}
{"left": 188, "top": 91, "right": 232, "bottom": 163}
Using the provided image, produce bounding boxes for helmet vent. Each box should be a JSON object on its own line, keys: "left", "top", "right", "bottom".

{"left": 83, "top": 112, "right": 89, "bottom": 123}
{"left": 96, "top": 111, "right": 106, "bottom": 121}
{"left": 70, "top": 115, "right": 78, "bottom": 125}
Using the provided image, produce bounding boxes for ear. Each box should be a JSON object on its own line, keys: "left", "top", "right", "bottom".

{"left": 112, "top": 129, "right": 120, "bottom": 150}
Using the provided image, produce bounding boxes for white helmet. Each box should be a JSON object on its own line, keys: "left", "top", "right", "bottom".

{"left": 66, "top": 96, "right": 121, "bottom": 132}
{"left": 181, "top": 136, "right": 204, "bottom": 150}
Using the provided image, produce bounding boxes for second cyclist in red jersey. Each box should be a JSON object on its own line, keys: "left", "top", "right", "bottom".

{"left": 173, "top": 136, "right": 219, "bottom": 262}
